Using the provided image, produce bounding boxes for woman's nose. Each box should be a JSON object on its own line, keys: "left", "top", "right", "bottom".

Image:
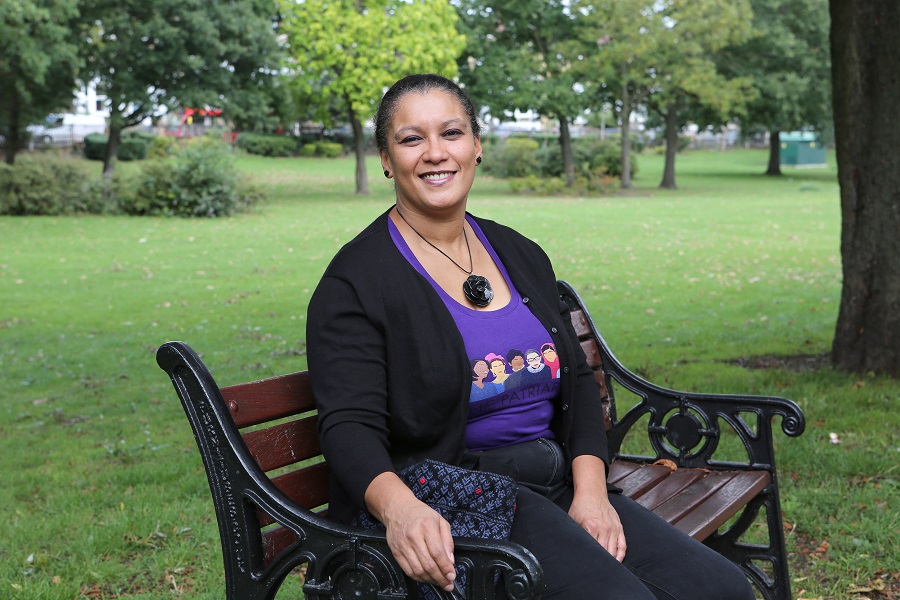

{"left": 423, "top": 137, "right": 449, "bottom": 162}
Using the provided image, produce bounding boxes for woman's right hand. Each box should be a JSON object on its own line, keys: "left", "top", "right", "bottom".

{"left": 365, "top": 472, "right": 457, "bottom": 592}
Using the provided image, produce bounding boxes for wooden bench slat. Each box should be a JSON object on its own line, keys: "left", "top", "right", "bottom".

{"left": 242, "top": 415, "right": 320, "bottom": 472}
{"left": 264, "top": 462, "right": 331, "bottom": 518}
{"left": 666, "top": 471, "right": 771, "bottom": 541}
{"left": 262, "top": 525, "right": 299, "bottom": 567}
{"left": 630, "top": 468, "right": 709, "bottom": 510}
{"left": 609, "top": 462, "right": 676, "bottom": 498}
{"left": 221, "top": 371, "right": 314, "bottom": 428}
{"left": 569, "top": 308, "right": 591, "bottom": 338}
{"left": 580, "top": 339, "right": 602, "bottom": 369}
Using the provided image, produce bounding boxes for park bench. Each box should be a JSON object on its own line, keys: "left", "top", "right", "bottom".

{"left": 157, "top": 280, "right": 805, "bottom": 600}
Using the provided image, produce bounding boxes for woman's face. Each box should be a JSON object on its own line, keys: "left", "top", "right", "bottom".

{"left": 380, "top": 89, "right": 482, "bottom": 216}
{"left": 490, "top": 359, "right": 506, "bottom": 376}
{"left": 526, "top": 352, "right": 542, "bottom": 368}
{"left": 542, "top": 347, "right": 557, "bottom": 363}
{"left": 510, "top": 355, "right": 525, "bottom": 371}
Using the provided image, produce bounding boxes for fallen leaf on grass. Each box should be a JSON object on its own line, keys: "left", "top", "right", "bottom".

{"left": 848, "top": 579, "right": 886, "bottom": 594}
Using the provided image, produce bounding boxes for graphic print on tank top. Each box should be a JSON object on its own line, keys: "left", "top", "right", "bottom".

{"left": 389, "top": 216, "right": 561, "bottom": 450}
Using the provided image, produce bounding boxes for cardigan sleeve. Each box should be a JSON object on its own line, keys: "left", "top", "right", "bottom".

{"left": 306, "top": 274, "right": 396, "bottom": 511}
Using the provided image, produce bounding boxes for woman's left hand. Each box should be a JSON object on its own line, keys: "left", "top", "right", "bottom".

{"left": 568, "top": 496, "right": 626, "bottom": 562}
{"left": 569, "top": 454, "right": 627, "bottom": 562}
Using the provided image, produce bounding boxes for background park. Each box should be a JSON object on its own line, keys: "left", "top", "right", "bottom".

{"left": 1, "top": 0, "right": 898, "bottom": 599}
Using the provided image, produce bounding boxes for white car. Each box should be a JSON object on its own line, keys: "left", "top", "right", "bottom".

{"left": 28, "top": 113, "right": 107, "bottom": 147}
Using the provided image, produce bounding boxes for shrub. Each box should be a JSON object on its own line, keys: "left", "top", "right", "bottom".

{"left": 147, "top": 135, "right": 177, "bottom": 158}
{"left": 83, "top": 131, "right": 157, "bottom": 161}
{"left": 84, "top": 133, "right": 107, "bottom": 160}
{"left": 315, "top": 141, "right": 343, "bottom": 158}
{"left": 235, "top": 133, "right": 298, "bottom": 157}
{"left": 485, "top": 137, "right": 540, "bottom": 178}
{"left": 0, "top": 155, "right": 90, "bottom": 215}
{"left": 117, "top": 134, "right": 149, "bottom": 161}
{"left": 122, "top": 138, "right": 262, "bottom": 217}
{"left": 299, "top": 143, "right": 318, "bottom": 157}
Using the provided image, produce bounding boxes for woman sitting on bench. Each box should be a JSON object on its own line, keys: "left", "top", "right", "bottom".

{"left": 306, "top": 73, "right": 754, "bottom": 600}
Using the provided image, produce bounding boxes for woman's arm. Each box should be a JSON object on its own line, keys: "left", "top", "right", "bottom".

{"left": 568, "top": 454, "right": 627, "bottom": 562}
{"left": 365, "top": 473, "right": 457, "bottom": 591}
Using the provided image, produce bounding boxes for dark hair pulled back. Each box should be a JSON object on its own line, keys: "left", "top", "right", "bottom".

{"left": 374, "top": 74, "right": 481, "bottom": 153}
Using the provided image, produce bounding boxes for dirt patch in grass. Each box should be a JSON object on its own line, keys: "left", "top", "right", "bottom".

{"left": 727, "top": 353, "right": 831, "bottom": 373}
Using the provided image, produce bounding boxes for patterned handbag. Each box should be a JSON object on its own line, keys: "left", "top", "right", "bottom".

{"left": 354, "top": 459, "right": 518, "bottom": 599}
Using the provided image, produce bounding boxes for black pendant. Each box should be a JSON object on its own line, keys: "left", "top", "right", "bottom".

{"left": 463, "top": 275, "right": 494, "bottom": 307}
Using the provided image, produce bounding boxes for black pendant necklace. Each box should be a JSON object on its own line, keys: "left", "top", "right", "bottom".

{"left": 395, "top": 208, "right": 494, "bottom": 307}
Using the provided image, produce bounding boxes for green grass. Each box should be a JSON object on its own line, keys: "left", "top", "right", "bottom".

{"left": 1, "top": 149, "right": 896, "bottom": 599}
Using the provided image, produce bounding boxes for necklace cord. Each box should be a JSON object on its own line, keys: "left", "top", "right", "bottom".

{"left": 395, "top": 208, "right": 474, "bottom": 275}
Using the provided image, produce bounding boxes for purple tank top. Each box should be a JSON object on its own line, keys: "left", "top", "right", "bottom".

{"left": 389, "top": 216, "right": 559, "bottom": 450}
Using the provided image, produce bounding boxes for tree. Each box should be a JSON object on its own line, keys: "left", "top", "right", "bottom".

{"left": 78, "top": 0, "right": 281, "bottom": 177}
{"left": 0, "top": 0, "right": 80, "bottom": 165}
{"left": 575, "top": 0, "right": 662, "bottom": 189}
{"left": 716, "top": 0, "right": 831, "bottom": 176}
{"left": 646, "top": 0, "right": 754, "bottom": 189}
{"left": 280, "top": 0, "right": 465, "bottom": 195}
{"left": 829, "top": 0, "right": 900, "bottom": 376}
{"left": 456, "top": 0, "right": 590, "bottom": 187}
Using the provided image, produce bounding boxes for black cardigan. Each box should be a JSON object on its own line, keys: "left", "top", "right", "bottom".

{"left": 306, "top": 210, "right": 609, "bottom": 524}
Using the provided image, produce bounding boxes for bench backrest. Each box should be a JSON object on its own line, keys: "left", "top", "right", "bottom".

{"left": 216, "top": 281, "right": 613, "bottom": 564}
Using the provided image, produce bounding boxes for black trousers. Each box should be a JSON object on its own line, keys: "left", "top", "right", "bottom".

{"left": 509, "top": 486, "right": 756, "bottom": 600}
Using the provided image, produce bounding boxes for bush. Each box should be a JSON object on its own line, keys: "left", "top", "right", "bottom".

{"left": 84, "top": 133, "right": 107, "bottom": 160}
{"left": 235, "top": 133, "right": 298, "bottom": 157}
{"left": 83, "top": 131, "right": 157, "bottom": 161}
{"left": 315, "top": 141, "right": 343, "bottom": 158}
{"left": 299, "top": 143, "right": 318, "bottom": 157}
{"left": 122, "top": 138, "right": 262, "bottom": 217}
{"left": 484, "top": 137, "right": 540, "bottom": 178}
{"left": 0, "top": 155, "right": 91, "bottom": 215}
{"left": 147, "top": 135, "right": 177, "bottom": 158}
{"left": 508, "top": 168, "right": 619, "bottom": 197}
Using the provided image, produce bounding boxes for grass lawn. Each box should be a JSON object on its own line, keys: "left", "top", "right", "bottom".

{"left": 1, "top": 148, "right": 896, "bottom": 599}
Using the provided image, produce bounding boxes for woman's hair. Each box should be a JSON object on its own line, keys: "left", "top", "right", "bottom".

{"left": 374, "top": 74, "right": 481, "bottom": 153}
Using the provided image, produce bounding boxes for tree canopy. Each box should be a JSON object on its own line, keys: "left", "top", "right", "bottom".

{"left": 0, "top": 0, "right": 81, "bottom": 164}
{"left": 78, "top": 0, "right": 281, "bottom": 176}
{"left": 280, "top": 0, "right": 466, "bottom": 194}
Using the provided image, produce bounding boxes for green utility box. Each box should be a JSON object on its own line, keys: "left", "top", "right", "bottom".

{"left": 779, "top": 132, "right": 826, "bottom": 167}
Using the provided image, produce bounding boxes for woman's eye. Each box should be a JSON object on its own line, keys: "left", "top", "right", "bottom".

{"left": 400, "top": 135, "right": 421, "bottom": 144}
{"left": 444, "top": 129, "right": 464, "bottom": 138}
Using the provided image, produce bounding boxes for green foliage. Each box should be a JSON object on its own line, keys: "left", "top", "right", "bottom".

{"left": 122, "top": 139, "right": 262, "bottom": 217}
{"left": 83, "top": 133, "right": 108, "bottom": 160}
{"left": 315, "top": 141, "right": 343, "bottom": 158}
{"left": 83, "top": 131, "right": 156, "bottom": 161}
{"left": 0, "top": 0, "right": 81, "bottom": 163}
{"left": 0, "top": 154, "right": 90, "bottom": 215}
{"left": 280, "top": 0, "right": 466, "bottom": 192}
{"left": 236, "top": 133, "right": 298, "bottom": 157}
{"left": 147, "top": 135, "right": 177, "bottom": 158}
{"left": 717, "top": 0, "right": 832, "bottom": 134}
{"left": 483, "top": 138, "right": 540, "bottom": 178}
{"left": 493, "top": 136, "right": 639, "bottom": 180}
{"left": 117, "top": 132, "right": 152, "bottom": 161}
{"left": 79, "top": 0, "right": 282, "bottom": 175}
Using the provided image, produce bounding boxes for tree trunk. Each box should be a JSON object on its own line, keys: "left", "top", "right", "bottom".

{"left": 765, "top": 130, "right": 782, "bottom": 176}
{"left": 559, "top": 116, "right": 575, "bottom": 187}
{"left": 830, "top": 0, "right": 900, "bottom": 376}
{"left": 620, "top": 80, "right": 633, "bottom": 189}
{"left": 102, "top": 113, "right": 123, "bottom": 180}
{"left": 4, "top": 82, "right": 23, "bottom": 165}
{"left": 348, "top": 104, "right": 369, "bottom": 195}
{"left": 659, "top": 102, "right": 678, "bottom": 189}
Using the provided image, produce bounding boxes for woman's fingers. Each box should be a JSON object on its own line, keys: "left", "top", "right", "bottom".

{"left": 385, "top": 502, "right": 456, "bottom": 590}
